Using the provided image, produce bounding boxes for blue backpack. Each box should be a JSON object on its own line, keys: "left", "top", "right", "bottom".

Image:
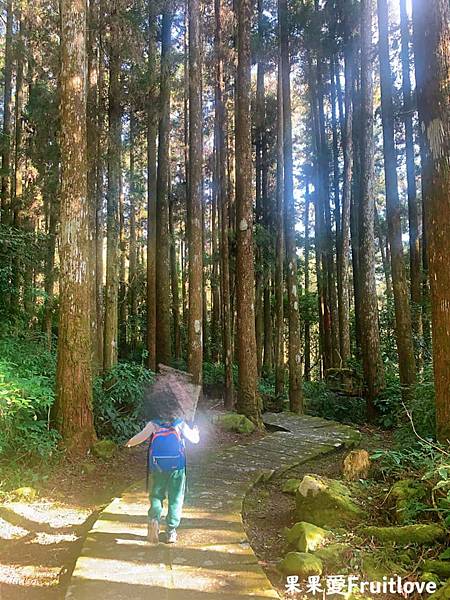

{"left": 148, "top": 419, "right": 186, "bottom": 473}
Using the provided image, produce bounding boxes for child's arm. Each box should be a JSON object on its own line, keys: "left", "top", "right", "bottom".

{"left": 125, "top": 422, "right": 156, "bottom": 447}
{"left": 180, "top": 422, "right": 200, "bottom": 444}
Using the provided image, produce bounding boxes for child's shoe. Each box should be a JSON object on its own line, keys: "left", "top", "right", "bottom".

{"left": 147, "top": 519, "right": 159, "bottom": 543}
{"left": 166, "top": 528, "right": 177, "bottom": 544}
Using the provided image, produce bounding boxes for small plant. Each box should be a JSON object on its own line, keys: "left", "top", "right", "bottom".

{"left": 93, "top": 362, "right": 154, "bottom": 443}
{"left": 0, "top": 334, "right": 59, "bottom": 460}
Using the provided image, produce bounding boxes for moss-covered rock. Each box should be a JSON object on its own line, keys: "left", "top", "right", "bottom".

{"left": 361, "top": 553, "right": 406, "bottom": 580}
{"left": 315, "top": 543, "right": 352, "bottom": 570}
{"left": 421, "top": 572, "right": 442, "bottom": 586}
{"left": 283, "top": 521, "right": 330, "bottom": 551}
{"left": 282, "top": 478, "right": 302, "bottom": 494}
{"left": 295, "top": 474, "right": 363, "bottom": 528}
{"left": 361, "top": 524, "right": 446, "bottom": 545}
{"left": 390, "top": 479, "right": 427, "bottom": 523}
{"left": 216, "top": 413, "right": 256, "bottom": 434}
{"left": 12, "top": 487, "right": 37, "bottom": 501}
{"left": 92, "top": 439, "right": 117, "bottom": 460}
{"left": 278, "top": 551, "right": 323, "bottom": 578}
{"left": 423, "top": 562, "right": 450, "bottom": 579}
{"left": 429, "top": 579, "right": 450, "bottom": 598}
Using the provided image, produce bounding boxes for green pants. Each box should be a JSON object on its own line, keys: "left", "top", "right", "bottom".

{"left": 148, "top": 468, "right": 186, "bottom": 530}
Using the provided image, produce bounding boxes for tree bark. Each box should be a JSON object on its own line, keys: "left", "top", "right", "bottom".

{"left": 400, "top": 0, "right": 421, "bottom": 346}
{"left": 359, "top": 0, "right": 384, "bottom": 419}
{"left": 55, "top": 0, "right": 96, "bottom": 455}
{"left": 129, "top": 109, "right": 138, "bottom": 353}
{"left": 377, "top": 0, "right": 416, "bottom": 400}
{"left": 147, "top": 3, "right": 157, "bottom": 371}
{"left": 235, "top": 0, "right": 262, "bottom": 426}
{"left": 187, "top": 0, "right": 203, "bottom": 384}
{"left": 215, "top": 0, "right": 234, "bottom": 408}
{"left": 274, "top": 58, "right": 285, "bottom": 397}
{"left": 103, "top": 2, "right": 121, "bottom": 371}
{"left": 155, "top": 8, "right": 173, "bottom": 367}
{"left": 304, "top": 182, "right": 311, "bottom": 381}
{"left": 337, "top": 39, "right": 353, "bottom": 365}
{"left": 412, "top": 0, "right": 450, "bottom": 443}
{"left": 87, "top": 0, "right": 100, "bottom": 372}
{"left": 279, "top": 0, "right": 303, "bottom": 413}
{"left": 1, "top": 0, "right": 13, "bottom": 224}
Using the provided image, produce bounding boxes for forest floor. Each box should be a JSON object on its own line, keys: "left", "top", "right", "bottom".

{"left": 2, "top": 407, "right": 442, "bottom": 600}
{"left": 242, "top": 426, "right": 445, "bottom": 600}
{"left": 0, "top": 396, "right": 263, "bottom": 600}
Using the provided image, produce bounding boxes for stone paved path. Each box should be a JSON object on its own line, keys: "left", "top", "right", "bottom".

{"left": 65, "top": 413, "right": 360, "bottom": 600}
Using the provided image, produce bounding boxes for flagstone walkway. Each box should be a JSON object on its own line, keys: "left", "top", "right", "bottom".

{"left": 65, "top": 412, "right": 361, "bottom": 600}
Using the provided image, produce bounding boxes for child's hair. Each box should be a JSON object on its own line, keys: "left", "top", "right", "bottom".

{"left": 141, "top": 388, "right": 181, "bottom": 422}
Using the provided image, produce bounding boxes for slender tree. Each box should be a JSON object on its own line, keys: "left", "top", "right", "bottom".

{"left": 274, "top": 57, "right": 285, "bottom": 396}
{"left": 215, "top": 0, "right": 234, "bottom": 408}
{"left": 358, "top": 0, "right": 384, "bottom": 418}
{"left": 235, "top": 0, "right": 262, "bottom": 426}
{"left": 55, "top": 0, "right": 96, "bottom": 454}
{"left": 337, "top": 18, "right": 354, "bottom": 366}
{"left": 187, "top": 0, "right": 203, "bottom": 384}
{"left": 147, "top": 3, "right": 157, "bottom": 371}
{"left": 279, "top": 0, "right": 302, "bottom": 412}
{"left": 87, "top": 0, "right": 100, "bottom": 371}
{"left": 377, "top": 0, "right": 416, "bottom": 400}
{"left": 155, "top": 8, "right": 173, "bottom": 366}
{"left": 1, "top": 0, "right": 13, "bottom": 224}
{"left": 103, "top": 1, "right": 121, "bottom": 371}
{"left": 399, "top": 0, "right": 421, "bottom": 343}
{"left": 412, "top": 0, "right": 450, "bottom": 442}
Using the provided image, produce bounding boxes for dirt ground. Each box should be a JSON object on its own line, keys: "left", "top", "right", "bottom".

{"left": 0, "top": 398, "right": 263, "bottom": 600}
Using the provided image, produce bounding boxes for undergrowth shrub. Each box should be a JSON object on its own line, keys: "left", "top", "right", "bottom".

{"left": 303, "top": 380, "right": 366, "bottom": 424}
{"left": 93, "top": 362, "right": 154, "bottom": 443}
{"left": 0, "top": 334, "right": 59, "bottom": 460}
{"left": 371, "top": 442, "right": 450, "bottom": 527}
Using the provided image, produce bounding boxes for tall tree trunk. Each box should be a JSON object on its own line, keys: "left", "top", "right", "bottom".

{"left": 304, "top": 182, "right": 311, "bottom": 381}
{"left": 400, "top": 0, "right": 421, "bottom": 346}
{"left": 359, "top": 0, "right": 384, "bottom": 419}
{"left": 337, "top": 38, "right": 353, "bottom": 365}
{"left": 129, "top": 109, "right": 138, "bottom": 353}
{"left": 96, "top": 21, "right": 105, "bottom": 371}
{"left": 43, "top": 192, "right": 59, "bottom": 349}
{"left": 375, "top": 206, "right": 393, "bottom": 299}
{"left": 215, "top": 0, "right": 234, "bottom": 407}
{"left": 254, "top": 0, "right": 265, "bottom": 376}
{"left": 412, "top": 0, "right": 450, "bottom": 443}
{"left": 155, "top": 9, "right": 173, "bottom": 367}
{"left": 317, "top": 58, "right": 340, "bottom": 369}
{"left": 235, "top": 0, "right": 262, "bottom": 426}
{"left": 1, "top": 0, "right": 13, "bottom": 224}
{"left": 274, "top": 59, "right": 285, "bottom": 397}
{"left": 377, "top": 0, "right": 416, "bottom": 400}
{"left": 55, "top": 0, "right": 96, "bottom": 455}
{"left": 87, "top": 0, "right": 100, "bottom": 372}
{"left": 169, "top": 184, "right": 181, "bottom": 360}
{"left": 350, "top": 69, "right": 362, "bottom": 356}
{"left": 147, "top": 4, "right": 157, "bottom": 371}
{"left": 118, "top": 174, "right": 127, "bottom": 358}
{"left": 103, "top": 4, "right": 121, "bottom": 371}
{"left": 279, "top": 0, "right": 302, "bottom": 413}
{"left": 187, "top": 0, "right": 203, "bottom": 383}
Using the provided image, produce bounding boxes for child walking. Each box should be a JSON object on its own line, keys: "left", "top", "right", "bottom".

{"left": 126, "top": 416, "right": 199, "bottom": 544}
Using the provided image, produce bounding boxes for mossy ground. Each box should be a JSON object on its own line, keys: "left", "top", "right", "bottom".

{"left": 243, "top": 426, "right": 449, "bottom": 599}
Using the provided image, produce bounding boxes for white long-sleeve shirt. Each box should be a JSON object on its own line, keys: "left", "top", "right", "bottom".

{"left": 126, "top": 420, "right": 200, "bottom": 447}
